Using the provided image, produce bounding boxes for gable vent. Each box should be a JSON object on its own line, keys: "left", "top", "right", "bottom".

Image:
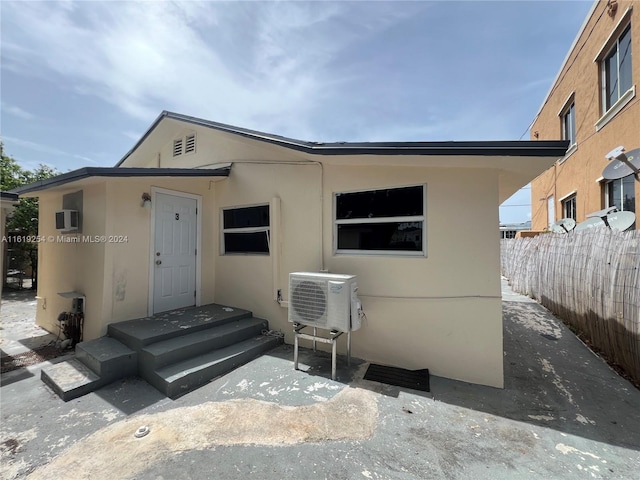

{"left": 173, "top": 139, "right": 183, "bottom": 157}
{"left": 185, "top": 134, "right": 196, "bottom": 154}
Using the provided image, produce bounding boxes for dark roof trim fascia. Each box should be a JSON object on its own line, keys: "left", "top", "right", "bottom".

{"left": 11, "top": 166, "right": 231, "bottom": 196}
{"left": 116, "top": 110, "right": 570, "bottom": 166}
{"left": 1, "top": 191, "right": 19, "bottom": 201}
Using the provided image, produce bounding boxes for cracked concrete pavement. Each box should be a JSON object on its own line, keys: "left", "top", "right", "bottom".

{"left": 1, "top": 279, "right": 640, "bottom": 479}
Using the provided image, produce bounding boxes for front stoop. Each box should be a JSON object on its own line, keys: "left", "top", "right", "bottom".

{"left": 151, "top": 335, "right": 280, "bottom": 398}
{"left": 41, "top": 337, "right": 137, "bottom": 401}
{"left": 41, "top": 358, "right": 101, "bottom": 401}
{"left": 41, "top": 304, "right": 282, "bottom": 401}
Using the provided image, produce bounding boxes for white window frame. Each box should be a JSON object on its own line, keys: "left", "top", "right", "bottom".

{"left": 604, "top": 176, "right": 636, "bottom": 213}
{"left": 594, "top": 15, "right": 634, "bottom": 130}
{"left": 562, "top": 194, "right": 577, "bottom": 220}
{"left": 557, "top": 93, "right": 577, "bottom": 163}
{"left": 220, "top": 203, "right": 270, "bottom": 255}
{"left": 333, "top": 184, "right": 427, "bottom": 257}
{"left": 561, "top": 102, "right": 576, "bottom": 147}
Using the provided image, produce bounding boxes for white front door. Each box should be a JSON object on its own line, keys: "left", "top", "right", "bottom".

{"left": 153, "top": 192, "right": 197, "bottom": 313}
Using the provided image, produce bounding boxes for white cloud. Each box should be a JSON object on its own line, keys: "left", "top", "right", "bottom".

{"left": 1, "top": 103, "right": 35, "bottom": 120}
{"left": 122, "top": 130, "right": 142, "bottom": 141}
{"left": 1, "top": 0, "right": 425, "bottom": 139}
{"left": 2, "top": 135, "right": 96, "bottom": 165}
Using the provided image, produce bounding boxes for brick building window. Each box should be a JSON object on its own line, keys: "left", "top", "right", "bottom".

{"left": 605, "top": 175, "right": 636, "bottom": 213}
{"left": 562, "top": 195, "right": 577, "bottom": 220}
{"left": 561, "top": 102, "right": 576, "bottom": 146}
{"left": 602, "top": 24, "right": 632, "bottom": 111}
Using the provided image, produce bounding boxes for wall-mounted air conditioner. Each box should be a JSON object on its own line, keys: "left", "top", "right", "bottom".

{"left": 55, "top": 209, "right": 79, "bottom": 232}
{"left": 288, "top": 272, "right": 361, "bottom": 332}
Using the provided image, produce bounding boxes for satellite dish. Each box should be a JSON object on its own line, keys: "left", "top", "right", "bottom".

{"left": 574, "top": 217, "right": 607, "bottom": 232}
{"left": 606, "top": 211, "right": 636, "bottom": 231}
{"left": 602, "top": 147, "right": 640, "bottom": 180}
{"left": 549, "top": 218, "right": 576, "bottom": 233}
{"left": 586, "top": 206, "right": 617, "bottom": 218}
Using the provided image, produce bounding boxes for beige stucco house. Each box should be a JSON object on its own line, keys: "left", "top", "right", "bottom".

{"left": 14, "top": 111, "right": 568, "bottom": 388}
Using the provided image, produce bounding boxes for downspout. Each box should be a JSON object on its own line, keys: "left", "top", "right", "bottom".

{"left": 554, "top": 161, "right": 558, "bottom": 222}
{"left": 194, "top": 159, "right": 324, "bottom": 308}
{"left": 318, "top": 160, "right": 325, "bottom": 272}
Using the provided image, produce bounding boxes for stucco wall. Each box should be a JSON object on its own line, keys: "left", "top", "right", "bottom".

{"left": 531, "top": 1, "right": 639, "bottom": 229}
{"left": 212, "top": 162, "right": 503, "bottom": 387}
{"left": 35, "top": 178, "right": 218, "bottom": 340}
{"left": 34, "top": 160, "right": 504, "bottom": 388}
{"left": 36, "top": 185, "right": 106, "bottom": 337}
{"left": 324, "top": 165, "right": 503, "bottom": 387}
{"left": 213, "top": 161, "right": 322, "bottom": 338}
{"left": 99, "top": 178, "right": 217, "bottom": 335}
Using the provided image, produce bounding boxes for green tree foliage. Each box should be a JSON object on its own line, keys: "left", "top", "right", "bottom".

{"left": 1, "top": 143, "right": 58, "bottom": 289}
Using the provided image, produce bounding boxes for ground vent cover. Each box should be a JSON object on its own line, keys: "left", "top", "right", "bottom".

{"left": 363, "top": 364, "right": 430, "bottom": 392}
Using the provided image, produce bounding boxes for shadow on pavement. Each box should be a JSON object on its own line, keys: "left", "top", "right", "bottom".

{"left": 430, "top": 294, "right": 640, "bottom": 452}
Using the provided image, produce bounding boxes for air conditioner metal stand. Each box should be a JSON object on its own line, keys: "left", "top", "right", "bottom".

{"left": 293, "top": 324, "right": 351, "bottom": 381}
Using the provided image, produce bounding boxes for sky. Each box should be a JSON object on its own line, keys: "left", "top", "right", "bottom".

{"left": 1, "top": 0, "right": 594, "bottom": 223}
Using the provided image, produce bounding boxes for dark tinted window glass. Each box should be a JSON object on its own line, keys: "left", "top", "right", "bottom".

{"left": 224, "top": 232, "right": 269, "bottom": 254}
{"left": 55, "top": 211, "right": 65, "bottom": 229}
{"left": 224, "top": 205, "right": 269, "bottom": 229}
{"left": 336, "top": 186, "right": 423, "bottom": 220}
{"left": 619, "top": 25, "right": 632, "bottom": 94}
{"left": 337, "top": 222, "right": 422, "bottom": 251}
{"left": 605, "top": 51, "right": 618, "bottom": 109}
{"left": 563, "top": 196, "right": 577, "bottom": 220}
{"left": 622, "top": 175, "right": 636, "bottom": 213}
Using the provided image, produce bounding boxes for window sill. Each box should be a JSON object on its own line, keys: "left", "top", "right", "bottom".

{"left": 334, "top": 250, "right": 427, "bottom": 258}
{"left": 559, "top": 143, "right": 577, "bottom": 164}
{"left": 595, "top": 85, "right": 636, "bottom": 131}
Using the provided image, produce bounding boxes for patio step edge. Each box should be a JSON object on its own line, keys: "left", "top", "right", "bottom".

{"left": 149, "top": 335, "right": 282, "bottom": 398}
{"left": 41, "top": 358, "right": 106, "bottom": 402}
{"left": 139, "top": 317, "right": 268, "bottom": 372}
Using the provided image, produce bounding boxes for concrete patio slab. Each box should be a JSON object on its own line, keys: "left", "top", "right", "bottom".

{"left": 1, "top": 278, "right": 640, "bottom": 479}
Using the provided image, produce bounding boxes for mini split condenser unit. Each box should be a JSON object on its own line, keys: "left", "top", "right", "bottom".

{"left": 288, "top": 272, "right": 361, "bottom": 332}
{"left": 55, "top": 209, "right": 79, "bottom": 232}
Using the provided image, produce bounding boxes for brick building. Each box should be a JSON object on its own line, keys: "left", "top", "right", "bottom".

{"left": 530, "top": 0, "right": 638, "bottom": 230}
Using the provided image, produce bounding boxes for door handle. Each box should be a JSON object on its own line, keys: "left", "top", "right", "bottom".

{"left": 155, "top": 260, "right": 162, "bottom": 265}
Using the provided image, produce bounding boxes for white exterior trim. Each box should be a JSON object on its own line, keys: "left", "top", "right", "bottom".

{"left": 220, "top": 202, "right": 270, "bottom": 256}
{"left": 559, "top": 143, "right": 578, "bottom": 164}
{"left": 557, "top": 91, "right": 576, "bottom": 117}
{"left": 333, "top": 183, "right": 427, "bottom": 257}
{"left": 558, "top": 190, "right": 577, "bottom": 203}
{"left": 593, "top": 6, "right": 634, "bottom": 62}
{"left": 595, "top": 85, "right": 636, "bottom": 131}
{"left": 148, "top": 186, "right": 203, "bottom": 316}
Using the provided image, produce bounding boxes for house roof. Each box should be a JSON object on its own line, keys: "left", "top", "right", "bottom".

{"left": 11, "top": 166, "right": 231, "bottom": 195}
{"left": 1, "top": 191, "right": 19, "bottom": 202}
{"left": 116, "top": 110, "right": 569, "bottom": 166}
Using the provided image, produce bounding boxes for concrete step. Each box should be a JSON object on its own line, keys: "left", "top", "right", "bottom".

{"left": 75, "top": 337, "right": 137, "bottom": 382}
{"left": 139, "top": 317, "right": 268, "bottom": 372}
{"left": 41, "top": 358, "right": 104, "bottom": 402}
{"left": 149, "top": 335, "right": 282, "bottom": 398}
{"left": 108, "top": 304, "right": 253, "bottom": 351}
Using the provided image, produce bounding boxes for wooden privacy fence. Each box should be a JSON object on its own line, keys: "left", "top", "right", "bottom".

{"left": 501, "top": 229, "right": 640, "bottom": 383}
